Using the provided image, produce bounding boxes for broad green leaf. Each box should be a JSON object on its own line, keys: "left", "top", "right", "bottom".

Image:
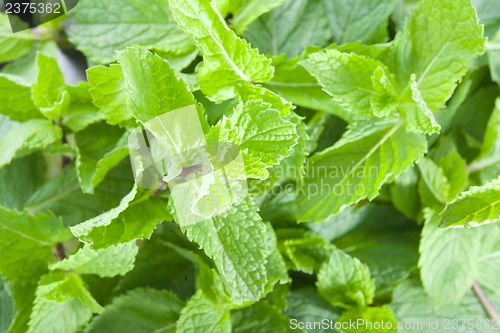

{"left": 0, "top": 74, "right": 41, "bottom": 121}
{"left": 277, "top": 229, "right": 334, "bottom": 274}
{"left": 117, "top": 46, "right": 208, "bottom": 131}
{"left": 334, "top": 205, "right": 420, "bottom": 295}
{"left": 323, "top": 0, "right": 398, "bottom": 45}
{"left": 244, "top": 0, "right": 397, "bottom": 57}
{"left": 85, "top": 288, "right": 184, "bottom": 333}
{"left": 62, "top": 82, "right": 103, "bottom": 133}
{"left": 231, "top": 301, "right": 294, "bottom": 333}
{"left": 418, "top": 157, "right": 450, "bottom": 206}
{"left": 228, "top": 0, "right": 287, "bottom": 34}
{"left": 285, "top": 288, "right": 340, "bottom": 333}
{"left": 25, "top": 163, "right": 134, "bottom": 227}
{"left": 31, "top": 53, "right": 70, "bottom": 120}
{"left": 296, "top": 119, "right": 427, "bottom": 222}
{"left": 182, "top": 198, "right": 268, "bottom": 305}
{"left": 393, "top": 0, "right": 485, "bottom": 111}
{"left": 70, "top": 185, "right": 170, "bottom": 248}
{"left": 468, "top": 100, "right": 500, "bottom": 183}
{"left": 27, "top": 272, "right": 102, "bottom": 333}
{"left": 0, "top": 154, "right": 46, "bottom": 210}
{"left": 400, "top": 74, "right": 441, "bottom": 134}
{"left": 177, "top": 291, "right": 231, "bottom": 333}
{"left": 75, "top": 122, "right": 129, "bottom": 194}
{"left": 316, "top": 250, "right": 375, "bottom": 309}
{"left": 337, "top": 306, "right": 398, "bottom": 333}
{"left": 115, "top": 230, "right": 197, "bottom": 300}
{"left": 1, "top": 41, "right": 59, "bottom": 84}
{"left": 86, "top": 64, "right": 132, "bottom": 126}
{"left": 67, "top": 0, "right": 195, "bottom": 64}
{"left": 243, "top": 0, "right": 330, "bottom": 58}
{"left": 440, "top": 176, "right": 500, "bottom": 228}
{"left": 209, "top": 100, "right": 298, "bottom": 179}
{"left": 487, "top": 31, "right": 500, "bottom": 84}
{"left": 2, "top": 281, "right": 37, "bottom": 333}
{"left": 301, "top": 49, "right": 397, "bottom": 119}
{"left": 473, "top": 0, "right": 500, "bottom": 38}
{"left": 265, "top": 53, "right": 354, "bottom": 122}
{"left": 477, "top": 225, "right": 500, "bottom": 297}
{"left": 0, "top": 14, "right": 32, "bottom": 64}
{"left": 435, "top": 147, "right": 469, "bottom": 200}
{"left": 0, "top": 207, "right": 69, "bottom": 282}
{"left": 0, "top": 277, "right": 14, "bottom": 332}
{"left": 419, "top": 209, "right": 482, "bottom": 307}
{"left": 391, "top": 279, "right": 500, "bottom": 333}
{"left": 0, "top": 119, "right": 62, "bottom": 169}
{"left": 168, "top": 0, "right": 274, "bottom": 102}
{"left": 390, "top": 167, "right": 420, "bottom": 219}
{"left": 50, "top": 242, "right": 138, "bottom": 277}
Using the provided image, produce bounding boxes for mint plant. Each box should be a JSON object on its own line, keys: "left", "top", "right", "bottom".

{"left": 1, "top": 0, "right": 500, "bottom": 332}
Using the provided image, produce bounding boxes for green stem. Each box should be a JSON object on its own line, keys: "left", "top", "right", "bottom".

{"left": 472, "top": 281, "right": 500, "bottom": 325}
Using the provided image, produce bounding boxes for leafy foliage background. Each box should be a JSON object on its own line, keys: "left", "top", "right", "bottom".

{"left": 0, "top": 0, "right": 500, "bottom": 332}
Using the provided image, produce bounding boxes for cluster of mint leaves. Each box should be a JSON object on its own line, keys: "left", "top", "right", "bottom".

{"left": 1, "top": 0, "right": 500, "bottom": 332}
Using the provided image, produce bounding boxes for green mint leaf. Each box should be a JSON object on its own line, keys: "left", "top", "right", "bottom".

{"left": 75, "top": 122, "right": 129, "bottom": 194}
{"left": 300, "top": 49, "right": 397, "bottom": 119}
{"left": 182, "top": 198, "right": 268, "bottom": 305}
{"left": 86, "top": 64, "right": 132, "bottom": 127}
{"left": 440, "top": 176, "right": 500, "bottom": 228}
{"left": 62, "top": 82, "right": 104, "bottom": 133}
{"left": 324, "top": 0, "right": 398, "bottom": 45}
{"left": 0, "top": 119, "right": 62, "bottom": 169}
{"left": 400, "top": 74, "right": 441, "bottom": 134}
{"left": 0, "top": 154, "right": 46, "bottom": 210}
{"left": 296, "top": 119, "right": 427, "bottom": 222}
{"left": 117, "top": 46, "right": 208, "bottom": 131}
{"left": 209, "top": 100, "right": 298, "bottom": 179}
{"left": 231, "top": 301, "right": 295, "bottom": 333}
{"left": 177, "top": 291, "right": 231, "bottom": 333}
{"left": 67, "top": 0, "right": 195, "bottom": 64}
{"left": 391, "top": 279, "right": 500, "bottom": 333}
{"left": 0, "top": 74, "right": 41, "bottom": 122}
{"left": 0, "top": 277, "right": 15, "bottom": 332}
{"left": 71, "top": 186, "right": 170, "bottom": 248}
{"left": 418, "top": 157, "right": 451, "bottom": 206}
{"left": 168, "top": 0, "right": 274, "bottom": 102}
{"left": 229, "top": 0, "right": 287, "bottom": 34}
{"left": 265, "top": 53, "right": 354, "bottom": 122}
{"left": 393, "top": 0, "right": 485, "bottom": 111}
{"left": 286, "top": 288, "right": 340, "bottom": 333}
{"left": 277, "top": 229, "right": 334, "bottom": 274}
{"left": 337, "top": 306, "right": 398, "bottom": 333}
{"left": 50, "top": 242, "right": 138, "bottom": 277}
{"left": 86, "top": 288, "right": 184, "bottom": 333}
{"left": 477, "top": 226, "right": 500, "bottom": 297}
{"left": 468, "top": 99, "right": 500, "bottom": 183}
{"left": 419, "top": 209, "right": 482, "bottom": 307}
{"left": 31, "top": 53, "right": 70, "bottom": 120}
{"left": 316, "top": 250, "right": 375, "bottom": 309}
{"left": 333, "top": 205, "right": 420, "bottom": 295}
{"left": 1, "top": 281, "right": 37, "bottom": 333}
{"left": 27, "top": 272, "right": 102, "bottom": 333}
{"left": 0, "top": 14, "right": 32, "bottom": 64}
{"left": 243, "top": 0, "right": 330, "bottom": 58}
{"left": 0, "top": 207, "right": 69, "bottom": 282}
{"left": 25, "top": 163, "right": 134, "bottom": 226}
{"left": 390, "top": 167, "right": 420, "bottom": 219}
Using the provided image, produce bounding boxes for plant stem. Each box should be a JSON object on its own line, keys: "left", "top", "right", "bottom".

{"left": 472, "top": 281, "right": 500, "bottom": 325}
